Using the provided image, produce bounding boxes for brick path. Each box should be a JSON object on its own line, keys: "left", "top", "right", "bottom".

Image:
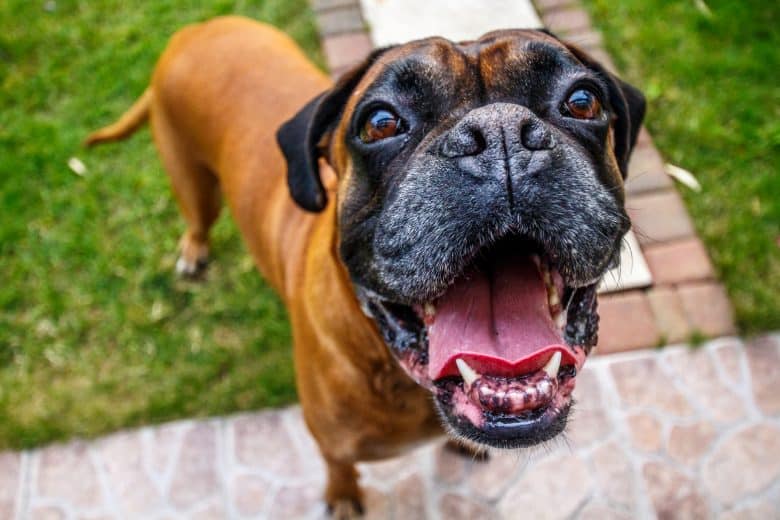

{"left": 311, "top": 0, "right": 737, "bottom": 353}
{"left": 3, "top": 334, "right": 779, "bottom": 519}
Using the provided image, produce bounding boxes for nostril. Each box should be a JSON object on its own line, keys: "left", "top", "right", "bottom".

{"left": 521, "top": 121, "right": 555, "bottom": 151}
{"left": 468, "top": 128, "right": 487, "bottom": 156}
{"left": 441, "top": 125, "right": 488, "bottom": 158}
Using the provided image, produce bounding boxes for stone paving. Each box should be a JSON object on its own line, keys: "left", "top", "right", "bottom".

{"left": 3, "top": 334, "right": 779, "bottom": 519}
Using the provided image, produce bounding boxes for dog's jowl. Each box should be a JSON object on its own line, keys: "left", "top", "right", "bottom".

{"left": 87, "top": 16, "right": 644, "bottom": 516}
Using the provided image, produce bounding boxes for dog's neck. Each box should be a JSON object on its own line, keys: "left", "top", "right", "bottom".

{"left": 301, "top": 197, "right": 400, "bottom": 369}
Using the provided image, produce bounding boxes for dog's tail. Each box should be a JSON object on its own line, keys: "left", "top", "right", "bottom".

{"left": 83, "top": 88, "right": 152, "bottom": 147}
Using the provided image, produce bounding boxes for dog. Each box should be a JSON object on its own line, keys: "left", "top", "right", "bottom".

{"left": 86, "top": 15, "right": 644, "bottom": 517}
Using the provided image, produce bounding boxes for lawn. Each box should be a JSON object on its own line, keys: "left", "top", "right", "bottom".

{"left": 582, "top": 0, "right": 780, "bottom": 332}
{"left": 0, "top": 0, "right": 323, "bottom": 450}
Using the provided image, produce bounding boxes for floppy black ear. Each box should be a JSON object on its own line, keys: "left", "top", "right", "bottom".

{"left": 599, "top": 71, "right": 646, "bottom": 176}
{"left": 548, "top": 34, "right": 646, "bottom": 177}
{"left": 276, "top": 47, "right": 395, "bottom": 212}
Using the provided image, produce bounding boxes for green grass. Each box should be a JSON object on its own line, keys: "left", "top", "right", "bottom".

{"left": 581, "top": 0, "right": 780, "bottom": 332}
{"left": 0, "top": 1, "right": 323, "bottom": 450}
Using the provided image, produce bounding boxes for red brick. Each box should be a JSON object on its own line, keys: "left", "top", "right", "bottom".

{"left": 647, "top": 286, "right": 691, "bottom": 344}
{"left": 678, "top": 282, "right": 736, "bottom": 337}
{"left": 315, "top": 6, "right": 365, "bottom": 36}
{"left": 626, "top": 190, "right": 695, "bottom": 246}
{"left": 637, "top": 127, "right": 654, "bottom": 148}
{"left": 626, "top": 144, "right": 673, "bottom": 195}
{"left": 323, "top": 31, "right": 373, "bottom": 70}
{"left": 597, "top": 291, "right": 661, "bottom": 353}
{"left": 644, "top": 237, "right": 714, "bottom": 284}
{"left": 330, "top": 66, "right": 350, "bottom": 80}
{"left": 565, "top": 30, "right": 603, "bottom": 50}
{"left": 584, "top": 47, "right": 618, "bottom": 75}
{"left": 542, "top": 8, "right": 592, "bottom": 34}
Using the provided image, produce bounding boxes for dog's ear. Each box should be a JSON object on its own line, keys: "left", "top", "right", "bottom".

{"left": 277, "top": 47, "right": 394, "bottom": 212}
{"left": 546, "top": 33, "right": 646, "bottom": 177}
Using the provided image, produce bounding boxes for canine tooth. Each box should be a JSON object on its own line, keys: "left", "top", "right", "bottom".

{"left": 424, "top": 302, "right": 436, "bottom": 318}
{"left": 542, "top": 351, "right": 562, "bottom": 379}
{"left": 548, "top": 289, "right": 560, "bottom": 307}
{"left": 541, "top": 263, "right": 551, "bottom": 284}
{"left": 555, "top": 312, "right": 566, "bottom": 330}
{"left": 456, "top": 358, "right": 479, "bottom": 387}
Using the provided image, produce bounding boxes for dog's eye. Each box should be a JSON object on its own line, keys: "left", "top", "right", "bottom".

{"left": 563, "top": 89, "right": 602, "bottom": 120}
{"left": 360, "top": 109, "right": 402, "bottom": 143}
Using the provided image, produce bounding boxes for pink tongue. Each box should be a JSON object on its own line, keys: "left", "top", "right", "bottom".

{"left": 428, "top": 253, "right": 571, "bottom": 380}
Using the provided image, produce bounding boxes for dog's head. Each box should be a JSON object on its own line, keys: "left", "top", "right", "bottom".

{"left": 277, "top": 30, "right": 644, "bottom": 448}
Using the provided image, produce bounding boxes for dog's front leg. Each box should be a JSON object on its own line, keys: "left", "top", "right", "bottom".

{"left": 324, "top": 457, "right": 363, "bottom": 519}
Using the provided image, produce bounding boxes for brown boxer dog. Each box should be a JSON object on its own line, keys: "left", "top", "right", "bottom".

{"left": 86, "top": 15, "right": 644, "bottom": 516}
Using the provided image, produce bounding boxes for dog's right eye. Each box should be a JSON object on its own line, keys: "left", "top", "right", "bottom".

{"left": 562, "top": 89, "right": 602, "bottom": 120}
{"left": 360, "top": 109, "right": 403, "bottom": 143}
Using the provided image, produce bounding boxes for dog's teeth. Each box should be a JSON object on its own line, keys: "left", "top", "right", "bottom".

{"left": 555, "top": 312, "right": 566, "bottom": 330}
{"left": 455, "top": 358, "right": 479, "bottom": 387}
{"left": 424, "top": 302, "right": 436, "bottom": 318}
{"left": 548, "top": 289, "right": 559, "bottom": 308}
{"left": 540, "top": 262, "right": 551, "bottom": 283}
{"left": 542, "top": 351, "right": 562, "bottom": 379}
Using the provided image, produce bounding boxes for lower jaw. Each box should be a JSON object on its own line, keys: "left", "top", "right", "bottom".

{"left": 436, "top": 394, "right": 573, "bottom": 448}
{"left": 430, "top": 373, "right": 578, "bottom": 448}
{"left": 390, "top": 346, "right": 582, "bottom": 447}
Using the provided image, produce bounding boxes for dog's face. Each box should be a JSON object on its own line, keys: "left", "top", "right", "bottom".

{"left": 278, "top": 30, "right": 644, "bottom": 448}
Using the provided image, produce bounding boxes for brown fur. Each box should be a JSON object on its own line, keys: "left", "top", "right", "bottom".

{"left": 85, "top": 16, "right": 442, "bottom": 514}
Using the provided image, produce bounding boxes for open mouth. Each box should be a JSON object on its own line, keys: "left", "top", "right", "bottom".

{"left": 362, "top": 236, "right": 601, "bottom": 448}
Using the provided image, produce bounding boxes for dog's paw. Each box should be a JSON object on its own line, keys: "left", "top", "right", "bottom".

{"left": 327, "top": 498, "right": 364, "bottom": 519}
{"left": 444, "top": 438, "right": 490, "bottom": 462}
{"left": 175, "top": 255, "right": 209, "bottom": 279}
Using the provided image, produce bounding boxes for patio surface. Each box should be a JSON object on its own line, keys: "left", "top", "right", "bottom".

{"left": 3, "top": 335, "right": 779, "bottom": 519}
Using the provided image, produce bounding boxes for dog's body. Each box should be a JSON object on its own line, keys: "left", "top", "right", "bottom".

{"left": 87, "top": 15, "right": 644, "bottom": 515}
{"left": 87, "top": 17, "right": 441, "bottom": 512}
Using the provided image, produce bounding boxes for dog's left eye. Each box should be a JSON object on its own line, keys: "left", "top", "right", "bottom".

{"left": 360, "top": 109, "right": 403, "bottom": 143}
{"left": 563, "top": 89, "right": 602, "bottom": 120}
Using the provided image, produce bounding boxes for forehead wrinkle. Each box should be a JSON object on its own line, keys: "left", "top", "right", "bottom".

{"left": 381, "top": 44, "right": 465, "bottom": 94}
{"left": 522, "top": 40, "right": 580, "bottom": 69}
{"left": 476, "top": 28, "right": 559, "bottom": 46}
{"left": 476, "top": 40, "right": 516, "bottom": 82}
{"left": 354, "top": 47, "right": 474, "bottom": 113}
{"left": 477, "top": 38, "right": 578, "bottom": 95}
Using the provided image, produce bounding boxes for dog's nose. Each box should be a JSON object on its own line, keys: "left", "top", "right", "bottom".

{"left": 439, "top": 103, "right": 554, "bottom": 159}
